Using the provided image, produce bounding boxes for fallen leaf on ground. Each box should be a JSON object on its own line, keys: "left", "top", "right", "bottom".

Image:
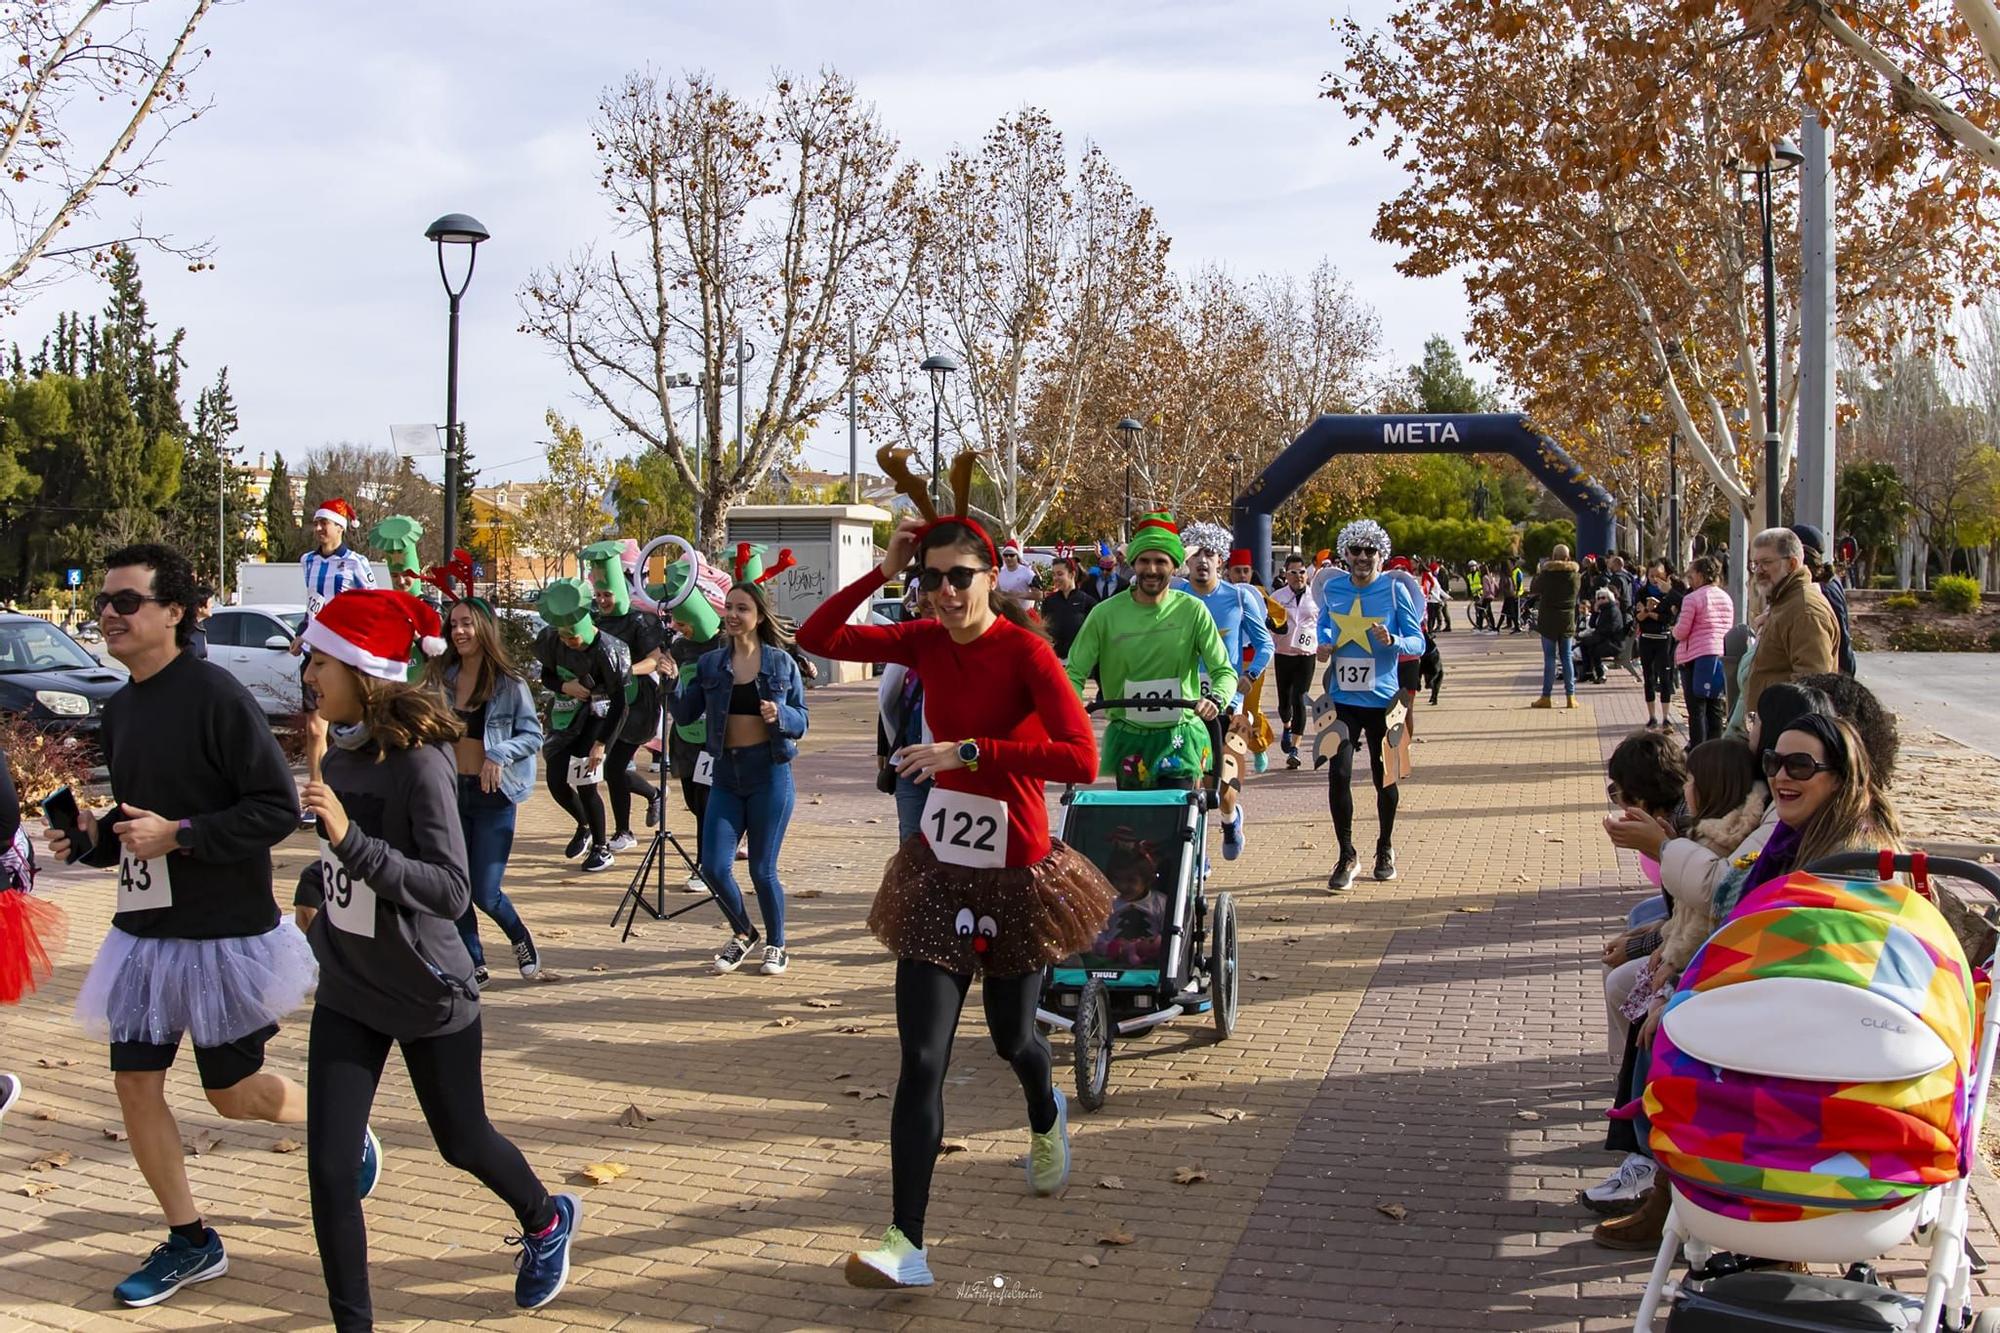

{"left": 802, "top": 997, "right": 841, "bottom": 1008}
{"left": 1515, "top": 1110, "right": 1543, "bottom": 1122}
{"left": 827, "top": 1071, "right": 853, "bottom": 1081}
{"left": 574, "top": 1162, "right": 629, "bottom": 1185}
{"left": 1099, "top": 1227, "right": 1136, "bottom": 1246}
{"left": 1097, "top": 1175, "right": 1125, "bottom": 1190}
{"left": 589, "top": 964, "right": 608, "bottom": 973}
{"left": 28, "top": 1110, "right": 51, "bottom": 1121}
{"left": 768, "top": 1015, "right": 799, "bottom": 1028}
{"left": 20, "top": 1179, "right": 55, "bottom": 1197}
{"left": 1078, "top": 1252, "right": 1102, "bottom": 1267}
{"left": 1207, "top": 1107, "right": 1247, "bottom": 1122}
{"left": 1270, "top": 914, "right": 1293, "bottom": 923}
{"left": 809, "top": 794, "right": 825, "bottom": 805}
{"left": 182, "top": 1133, "right": 219, "bottom": 1157}
{"left": 864, "top": 817, "right": 881, "bottom": 824}
{"left": 937, "top": 1139, "right": 970, "bottom": 1155}
{"left": 735, "top": 1199, "right": 758, "bottom": 1212}
{"left": 1172, "top": 1166, "right": 1210, "bottom": 1185}
{"left": 833, "top": 1023, "right": 869, "bottom": 1034}
{"left": 101, "top": 1127, "right": 128, "bottom": 1142}
{"left": 797, "top": 888, "right": 825, "bottom": 899}
{"left": 271, "top": 1138, "right": 302, "bottom": 1154}
{"left": 1250, "top": 971, "right": 1275, "bottom": 981}
{"left": 542, "top": 927, "right": 571, "bottom": 938}
{"left": 1376, "top": 1202, "right": 1408, "bottom": 1221}
{"left": 530, "top": 969, "right": 567, "bottom": 983}
{"left": 36, "top": 1057, "right": 75, "bottom": 1069}
{"left": 1513, "top": 874, "right": 1532, "bottom": 883}
{"left": 1533, "top": 827, "right": 1550, "bottom": 835}
{"left": 1456, "top": 906, "right": 1484, "bottom": 914}
{"left": 1546, "top": 836, "right": 1566, "bottom": 845}
{"left": 28, "top": 1151, "right": 70, "bottom": 1171}
{"left": 844, "top": 1087, "right": 889, "bottom": 1101}
{"left": 617, "top": 1104, "right": 655, "bottom": 1128}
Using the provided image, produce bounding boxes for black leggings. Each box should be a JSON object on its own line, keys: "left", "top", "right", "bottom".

{"left": 1274, "top": 654, "right": 1314, "bottom": 740}
{"left": 1327, "top": 702, "right": 1399, "bottom": 855}
{"left": 1639, "top": 637, "right": 1676, "bottom": 704}
{"left": 1680, "top": 665, "right": 1725, "bottom": 748}
{"left": 307, "top": 1006, "right": 553, "bottom": 1332}
{"left": 891, "top": 959, "right": 1054, "bottom": 1250}
{"left": 545, "top": 731, "right": 606, "bottom": 846}
{"left": 669, "top": 735, "right": 711, "bottom": 860}
{"left": 604, "top": 737, "right": 659, "bottom": 837}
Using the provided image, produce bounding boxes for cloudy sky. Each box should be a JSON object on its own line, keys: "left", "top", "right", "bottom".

{"left": 8, "top": 0, "right": 1466, "bottom": 483}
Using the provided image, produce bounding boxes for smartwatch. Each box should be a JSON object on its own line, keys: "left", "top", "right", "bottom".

{"left": 174, "top": 818, "right": 195, "bottom": 852}
{"left": 957, "top": 739, "right": 980, "bottom": 773}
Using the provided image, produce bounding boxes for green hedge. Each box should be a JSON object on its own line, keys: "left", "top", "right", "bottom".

{"left": 1933, "top": 574, "right": 1982, "bottom": 614}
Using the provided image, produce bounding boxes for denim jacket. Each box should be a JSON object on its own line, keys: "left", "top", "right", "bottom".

{"left": 669, "top": 642, "right": 809, "bottom": 763}
{"left": 443, "top": 664, "right": 543, "bottom": 804}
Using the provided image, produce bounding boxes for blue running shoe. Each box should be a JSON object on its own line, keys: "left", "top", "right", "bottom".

{"left": 114, "top": 1229, "right": 228, "bottom": 1307}
{"left": 510, "top": 1192, "right": 581, "bottom": 1310}
{"left": 1222, "top": 811, "right": 1246, "bottom": 861}
{"left": 358, "top": 1124, "right": 382, "bottom": 1201}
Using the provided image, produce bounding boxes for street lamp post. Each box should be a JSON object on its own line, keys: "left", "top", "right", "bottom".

{"left": 1668, "top": 428, "right": 1681, "bottom": 563}
{"left": 1737, "top": 138, "right": 1804, "bottom": 532}
{"left": 424, "top": 212, "right": 490, "bottom": 559}
{"left": 920, "top": 354, "right": 960, "bottom": 509}
{"left": 1227, "top": 452, "right": 1242, "bottom": 517}
{"left": 734, "top": 334, "right": 757, "bottom": 470}
{"left": 1117, "top": 417, "right": 1143, "bottom": 542}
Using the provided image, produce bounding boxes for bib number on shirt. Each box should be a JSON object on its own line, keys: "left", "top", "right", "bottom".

{"left": 117, "top": 847, "right": 173, "bottom": 912}
{"left": 921, "top": 788, "right": 1008, "bottom": 869}
{"left": 1123, "top": 677, "right": 1182, "bottom": 723}
{"left": 319, "top": 848, "right": 378, "bottom": 938}
{"left": 691, "top": 751, "right": 715, "bottom": 787}
{"left": 306, "top": 591, "right": 327, "bottom": 615}
{"left": 568, "top": 755, "right": 604, "bottom": 787}
{"left": 1333, "top": 657, "right": 1379, "bottom": 694}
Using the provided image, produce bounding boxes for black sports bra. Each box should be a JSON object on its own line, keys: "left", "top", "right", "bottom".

{"left": 455, "top": 699, "right": 488, "bottom": 734}
{"left": 728, "top": 681, "right": 761, "bottom": 716}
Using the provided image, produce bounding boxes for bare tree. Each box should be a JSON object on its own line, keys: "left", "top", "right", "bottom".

{"left": 0, "top": 0, "right": 217, "bottom": 308}
{"left": 520, "top": 67, "right": 918, "bottom": 540}
{"left": 513, "top": 411, "right": 611, "bottom": 588}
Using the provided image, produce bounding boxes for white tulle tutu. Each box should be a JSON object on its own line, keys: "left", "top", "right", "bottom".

{"left": 74, "top": 923, "right": 317, "bottom": 1046}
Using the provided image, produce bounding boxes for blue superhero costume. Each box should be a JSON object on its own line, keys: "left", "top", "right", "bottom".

{"left": 1315, "top": 572, "right": 1425, "bottom": 709}
{"left": 1172, "top": 579, "right": 1274, "bottom": 709}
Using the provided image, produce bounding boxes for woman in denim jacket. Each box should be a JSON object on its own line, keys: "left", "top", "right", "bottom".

{"left": 429, "top": 600, "right": 546, "bottom": 983}
{"left": 669, "top": 580, "right": 809, "bottom": 976}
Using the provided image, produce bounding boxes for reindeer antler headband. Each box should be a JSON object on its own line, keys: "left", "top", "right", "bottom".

{"left": 418, "top": 548, "right": 479, "bottom": 606}
{"left": 877, "top": 446, "right": 999, "bottom": 568}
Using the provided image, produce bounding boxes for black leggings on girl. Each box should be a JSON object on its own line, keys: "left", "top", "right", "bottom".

{"left": 307, "top": 1005, "right": 554, "bottom": 1332}
{"left": 545, "top": 731, "right": 606, "bottom": 846}
{"left": 891, "top": 959, "right": 1054, "bottom": 1249}
{"left": 603, "top": 737, "right": 659, "bottom": 837}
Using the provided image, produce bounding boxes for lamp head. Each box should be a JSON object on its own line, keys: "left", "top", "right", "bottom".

{"left": 425, "top": 212, "right": 490, "bottom": 246}
{"left": 919, "top": 353, "right": 960, "bottom": 376}
{"left": 1117, "top": 416, "right": 1143, "bottom": 436}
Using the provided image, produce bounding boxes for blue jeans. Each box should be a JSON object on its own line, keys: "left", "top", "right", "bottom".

{"left": 893, "top": 774, "right": 930, "bottom": 844}
{"left": 1540, "top": 634, "right": 1576, "bottom": 698}
{"left": 455, "top": 778, "right": 529, "bottom": 968}
{"left": 699, "top": 746, "right": 794, "bottom": 947}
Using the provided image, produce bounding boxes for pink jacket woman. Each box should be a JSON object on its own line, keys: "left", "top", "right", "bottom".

{"left": 1672, "top": 581, "right": 1732, "bottom": 665}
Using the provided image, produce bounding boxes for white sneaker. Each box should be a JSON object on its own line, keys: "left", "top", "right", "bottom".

{"left": 1580, "top": 1153, "right": 1656, "bottom": 1214}
{"left": 684, "top": 873, "right": 708, "bottom": 894}
{"left": 758, "top": 945, "right": 789, "bottom": 975}
{"left": 607, "top": 832, "right": 637, "bottom": 853}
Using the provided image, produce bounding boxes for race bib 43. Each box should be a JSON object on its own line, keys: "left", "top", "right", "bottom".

{"left": 118, "top": 848, "right": 172, "bottom": 913}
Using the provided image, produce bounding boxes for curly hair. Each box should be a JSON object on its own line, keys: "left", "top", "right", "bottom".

{"left": 1608, "top": 727, "right": 1688, "bottom": 817}
{"left": 104, "top": 543, "right": 201, "bottom": 647}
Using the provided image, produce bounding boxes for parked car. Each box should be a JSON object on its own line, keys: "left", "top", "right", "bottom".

{"left": 0, "top": 613, "right": 128, "bottom": 739}
{"left": 205, "top": 603, "right": 307, "bottom": 715}
{"left": 869, "top": 596, "right": 911, "bottom": 627}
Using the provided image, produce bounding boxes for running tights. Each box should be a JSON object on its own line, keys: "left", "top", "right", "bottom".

{"left": 1327, "top": 702, "right": 1399, "bottom": 855}
{"left": 604, "top": 737, "right": 659, "bottom": 837}
{"left": 890, "top": 959, "right": 1054, "bottom": 1250}
{"left": 1273, "top": 654, "right": 1314, "bottom": 740}
{"left": 545, "top": 731, "right": 606, "bottom": 847}
{"left": 307, "top": 1006, "right": 553, "bottom": 1332}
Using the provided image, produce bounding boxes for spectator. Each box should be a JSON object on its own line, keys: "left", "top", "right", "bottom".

{"left": 187, "top": 587, "right": 214, "bottom": 661}
{"left": 1633, "top": 561, "right": 1681, "bottom": 731}
{"left": 1085, "top": 548, "right": 1127, "bottom": 602}
{"left": 1604, "top": 555, "right": 1636, "bottom": 611}
{"left": 1790, "top": 524, "right": 1855, "bottom": 676}
{"left": 1576, "top": 589, "right": 1627, "bottom": 685}
{"left": 1038, "top": 558, "right": 1098, "bottom": 660}
{"left": 1672, "top": 556, "right": 1732, "bottom": 747}
{"left": 1793, "top": 672, "right": 1898, "bottom": 783}
{"left": 1529, "top": 546, "right": 1582, "bottom": 708}
{"left": 1499, "top": 559, "right": 1523, "bottom": 633}
{"left": 1741, "top": 527, "right": 1840, "bottom": 714}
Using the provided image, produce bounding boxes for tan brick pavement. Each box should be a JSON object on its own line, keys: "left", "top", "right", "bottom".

{"left": 3, "top": 632, "right": 1994, "bottom": 1331}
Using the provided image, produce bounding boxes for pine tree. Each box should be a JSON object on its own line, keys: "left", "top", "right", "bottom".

{"left": 264, "top": 451, "right": 300, "bottom": 560}
{"left": 166, "top": 368, "right": 249, "bottom": 588}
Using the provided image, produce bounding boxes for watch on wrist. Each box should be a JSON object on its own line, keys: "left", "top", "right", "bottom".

{"left": 957, "top": 739, "right": 980, "bottom": 772}
{"left": 174, "top": 818, "right": 195, "bottom": 851}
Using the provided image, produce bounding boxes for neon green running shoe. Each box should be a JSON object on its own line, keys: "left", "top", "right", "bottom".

{"left": 1026, "top": 1087, "right": 1071, "bottom": 1196}
{"left": 843, "top": 1225, "right": 933, "bottom": 1289}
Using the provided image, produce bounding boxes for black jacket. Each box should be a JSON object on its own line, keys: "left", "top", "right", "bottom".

{"left": 1040, "top": 587, "right": 1099, "bottom": 658}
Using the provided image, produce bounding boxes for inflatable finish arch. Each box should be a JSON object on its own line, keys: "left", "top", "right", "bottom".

{"left": 1230, "top": 413, "right": 1618, "bottom": 583}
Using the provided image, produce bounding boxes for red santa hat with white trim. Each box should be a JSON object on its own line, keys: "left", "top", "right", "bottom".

{"left": 314, "top": 497, "right": 357, "bottom": 529}
{"left": 300, "top": 588, "right": 446, "bottom": 681}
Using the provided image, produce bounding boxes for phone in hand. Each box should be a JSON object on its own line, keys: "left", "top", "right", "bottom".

{"left": 40, "top": 785, "right": 89, "bottom": 863}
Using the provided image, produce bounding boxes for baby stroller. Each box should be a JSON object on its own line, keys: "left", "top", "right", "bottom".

{"left": 1633, "top": 852, "right": 2000, "bottom": 1332}
{"left": 1036, "top": 696, "right": 1241, "bottom": 1110}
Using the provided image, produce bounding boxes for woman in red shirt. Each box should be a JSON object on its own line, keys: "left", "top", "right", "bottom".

{"left": 799, "top": 476, "right": 1113, "bottom": 1293}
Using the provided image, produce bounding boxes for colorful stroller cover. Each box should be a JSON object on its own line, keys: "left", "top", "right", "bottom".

{"left": 1643, "top": 873, "right": 1975, "bottom": 1223}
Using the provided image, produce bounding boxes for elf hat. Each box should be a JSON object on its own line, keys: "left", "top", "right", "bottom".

{"left": 300, "top": 589, "right": 445, "bottom": 682}
{"left": 314, "top": 498, "right": 357, "bottom": 529}
{"left": 651, "top": 558, "right": 722, "bottom": 639}
{"left": 1126, "top": 512, "right": 1186, "bottom": 567}
{"left": 367, "top": 515, "right": 424, "bottom": 574}
{"left": 536, "top": 578, "right": 597, "bottom": 639}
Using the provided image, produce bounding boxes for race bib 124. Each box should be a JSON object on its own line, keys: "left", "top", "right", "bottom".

{"left": 1123, "top": 677, "right": 1182, "bottom": 723}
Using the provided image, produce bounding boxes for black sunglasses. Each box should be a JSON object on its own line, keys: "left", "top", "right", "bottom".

{"left": 917, "top": 565, "right": 989, "bottom": 592}
{"left": 93, "top": 590, "right": 165, "bottom": 616}
{"left": 1346, "top": 546, "right": 1380, "bottom": 558}
{"left": 1761, "top": 750, "right": 1836, "bottom": 781}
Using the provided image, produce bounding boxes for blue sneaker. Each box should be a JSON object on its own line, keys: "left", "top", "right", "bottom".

{"left": 114, "top": 1229, "right": 228, "bottom": 1307}
{"left": 358, "top": 1124, "right": 382, "bottom": 1201}
{"left": 1222, "top": 811, "right": 1246, "bottom": 861}
{"left": 510, "top": 1192, "right": 580, "bottom": 1310}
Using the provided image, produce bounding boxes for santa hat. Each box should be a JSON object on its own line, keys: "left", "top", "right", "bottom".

{"left": 1001, "top": 540, "right": 1021, "bottom": 556}
{"left": 314, "top": 498, "right": 357, "bottom": 529}
{"left": 301, "top": 589, "right": 446, "bottom": 681}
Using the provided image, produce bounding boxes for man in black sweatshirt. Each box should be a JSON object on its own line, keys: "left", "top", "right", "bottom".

{"left": 47, "top": 543, "right": 317, "bottom": 1309}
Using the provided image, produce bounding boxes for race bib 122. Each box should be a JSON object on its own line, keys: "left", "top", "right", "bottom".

{"left": 921, "top": 787, "right": 1009, "bottom": 869}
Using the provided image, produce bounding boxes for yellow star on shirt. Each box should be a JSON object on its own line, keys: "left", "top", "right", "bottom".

{"left": 1328, "top": 596, "right": 1381, "bottom": 650}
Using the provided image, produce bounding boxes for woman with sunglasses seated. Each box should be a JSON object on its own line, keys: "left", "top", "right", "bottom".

{"left": 797, "top": 456, "right": 1113, "bottom": 1295}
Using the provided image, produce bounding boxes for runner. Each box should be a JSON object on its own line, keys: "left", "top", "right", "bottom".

{"left": 1066, "top": 512, "right": 1237, "bottom": 796}
{"left": 2, "top": 740, "right": 61, "bottom": 1132}
{"left": 49, "top": 543, "right": 318, "bottom": 1307}
{"left": 580, "top": 540, "right": 665, "bottom": 854}
{"left": 797, "top": 450, "right": 1113, "bottom": 1291}
{"left": 294, "top": 588, "right": 578, "bottom": 1327}
{"left": 294, "top": 499, "right": 375, "bottom": 820}
{"left": 1270, "top": 552, "right": 1318, "bottom": 769}
{"left": 1316, "top": 520, "right": 1426, "bottom": 889}
{"left": 533, "top": 579, "right": 631, "bottom": 874}
{"left": 650, "top": 554, "right": 725, "bottom": 891}
{"left": 1226, "top": 548, "right": 1281, "bottom": 774}
{"left": 1172, "top": 523, "right": 1271, "bottom": 860}
{"left": 995, "top": 539, "right": 1040, "bottom": 602}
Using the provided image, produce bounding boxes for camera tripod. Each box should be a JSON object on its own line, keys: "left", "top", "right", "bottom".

{"left": 610, "top": 697, "right": 722, "bottom": 941}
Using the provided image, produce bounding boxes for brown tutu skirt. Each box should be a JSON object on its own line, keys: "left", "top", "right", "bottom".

{"left": 868, "top": 836, "right": 1118, "bottom": 978}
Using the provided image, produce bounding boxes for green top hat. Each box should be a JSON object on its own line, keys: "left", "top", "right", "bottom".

{"left": 536, "top": 578, "right": 597, "bottom": 642}
{"left": 367, "top": 515, "right": 425, "bottom": 574}
{"left": 649, "top": 559, "right": 721, "bottom": 640}
{"left": 579, "top": 539, "right": 631, "bottom": 615}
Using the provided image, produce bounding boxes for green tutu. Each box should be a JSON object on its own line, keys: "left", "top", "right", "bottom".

{"left": 1101, "top": 717, "right": 1212, "bottom": 790}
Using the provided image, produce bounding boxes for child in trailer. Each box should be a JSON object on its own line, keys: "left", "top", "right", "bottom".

{"left": 295, "top": 588, "right": 579, "bottom": 1329}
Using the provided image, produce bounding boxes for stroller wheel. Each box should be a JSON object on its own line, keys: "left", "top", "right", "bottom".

{"left": 1073, "top": 979, "right": 1112, "bottom": 1112}
{"left": 1210, "top": 893, "right": 1239, "bottom": 1041}
{"left": 1970, "top": 1310, "right": 2000, "bottom": 1332}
